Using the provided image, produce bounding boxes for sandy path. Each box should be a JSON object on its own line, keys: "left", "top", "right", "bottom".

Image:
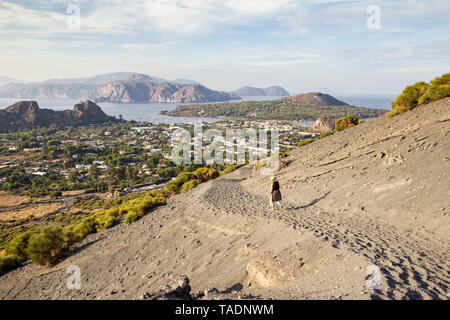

{"left": 202, "top": 167, "right": 449, "bottom": 299}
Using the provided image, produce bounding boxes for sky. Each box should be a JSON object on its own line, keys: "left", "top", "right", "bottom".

{"left": 0, "top": 0, "right": 449, "bottom": 95}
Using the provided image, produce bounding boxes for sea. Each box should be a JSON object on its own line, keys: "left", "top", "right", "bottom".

{"left": 0, "top": 95, "right": 394, "bottom": 126}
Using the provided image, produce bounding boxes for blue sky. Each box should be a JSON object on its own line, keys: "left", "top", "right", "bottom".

{"left": 0, "top": 0, "right": 449, "bottom": 95}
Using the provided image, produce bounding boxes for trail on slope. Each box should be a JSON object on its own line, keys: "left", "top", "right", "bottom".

{"left": 200, "top": 167, "right": 449, "bottom": 300}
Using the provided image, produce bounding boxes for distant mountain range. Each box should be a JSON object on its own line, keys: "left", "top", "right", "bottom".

{"left": 0, "top": 100, "right": 117, "bottom": 132}
{"left": 0, "top": 73, "right": 292, "bottom": 103}
{"left": 0, "top": 76, "right": 25, "bottom": 86}
{"left": 231, "top": 86, "right": 289, "bottom": 97}
{"left": 89, "top": 74, "right": 240, "bottom": 103}
{"left": 0, "top": 73, "right": 206, "bottom": 101}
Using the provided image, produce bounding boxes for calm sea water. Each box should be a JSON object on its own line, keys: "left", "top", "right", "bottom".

{"left": 0, "top": 96, "right": 282, "bottom": 124}
{"left": 0, "top": 95, "right": 392, "bottom": 125}
{"left": 335, "top": 95, "right": 394, "bottom": 110}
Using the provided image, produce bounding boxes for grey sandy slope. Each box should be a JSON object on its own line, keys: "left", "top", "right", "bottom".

{"left": 1, "top": 98, "right": 449, "bottom": 300}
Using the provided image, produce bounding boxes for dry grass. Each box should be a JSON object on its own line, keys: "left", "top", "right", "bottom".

{"left": 0, "top": 202, "right": 65, "bottom": 221}
{"left": 0, "top": 191, "right": 32, "bottom": 207}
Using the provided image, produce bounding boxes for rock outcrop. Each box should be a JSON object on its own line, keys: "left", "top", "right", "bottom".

{"left": 311, "top": 116, "right": 336, "bottom": 132}
{"left": 141, "top": 275, "right": 193, "bottom": 300}
{"left": 0, "top": 100, "right": 117, "bottom": 132}
{"left": 231, "top": 86, "right": 289, "bottom": 96}
{"left": 89, "top": 74, "right": 240, "bottom": 103}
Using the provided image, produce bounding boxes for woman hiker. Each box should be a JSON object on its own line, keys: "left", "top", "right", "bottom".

{"left": 269, "top": 175, "right": 282, "bottom": 210}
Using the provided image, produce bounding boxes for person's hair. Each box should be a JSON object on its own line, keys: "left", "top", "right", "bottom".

{"left": 270, "top": 175, "right": 276, "bottom": 181}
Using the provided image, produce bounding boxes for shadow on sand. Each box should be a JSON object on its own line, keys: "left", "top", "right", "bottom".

{"left": 290, "top": 191, "right": 332, "bottom": 210}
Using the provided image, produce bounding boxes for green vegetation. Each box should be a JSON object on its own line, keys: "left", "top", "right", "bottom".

{"left": 5, "top": 226, "right": 74, "bottom": 267}
{"left": 317, "top": 131, "right": 334, "bottom": 139}
{"left": 335, "top": 115, "right": 359, "bottom": 132}
{"left": 220, "top": 164, "right": 244, "bottom": 175}
{"left": 387, "top": 73, "right": 450, "bottom": 118}
{"left": 0, "top": 163, "right": 244, "bottom": 275}
{"left": 0, "top": 255, "right": 23, "bottom": 274}
{"left": 168, "top": 100, "right": 387, "bottom": 121}
{"left": 298, "top": 138, "right": 313, "bottom": 147}
{"left": 122, "top": 195, "right": 166, "bottom": 224}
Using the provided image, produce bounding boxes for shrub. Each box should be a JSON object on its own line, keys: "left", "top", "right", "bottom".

{"left": 220, "top": 164, "right": 243, "bottom": 175}
{"left": 103, "top": 207, "right": 120, "bottom": 218}
{"left": 124, "top": 211, "right": 139, "bottom": 224}
{"left": 6, "top": 229, "right": 39, "bottom": 260}
{"left": 165, "top": 180, "right": 181, "bottom": 194}
{"left": 49, "top": 191, "right": 62, "bottom": 199}
{"left": 176, "top": 172, "right": 193, "bottom": 185}
{"left": 418, "top": 73, "right": 450, "bottom": 105}
{"left": 96, "top": 215, "right": 118, "bottom": 229}
{"left": 335, "top": 116, "right": 359, "bottom": 132}
{"left": 193, "top": 168, "right": 218, "bottom": 182}
{"left": 24, "top": 226, "right": 74, "bottom": 266}
{"left": 124, "top": 195, "right": 166, "bottom": 224}
{"left": 71, "top": 216, "right": 99, "bottom": 239}
{"left": 180, "top": 180, "right": 198, "bottom": 193}
{"left": 388, "top": 81, "right": 430, "bottom": 117}
{"left": 318, "top": 131, "right": 334, "bottom": 139}
{"left": 165, "top": 172, "right": 196, "bottom": 194}
{"left": 298, "top": 138, "right": 313, "bottom": 147}
{"left": 0, "top": 254, "right": 23, "bottom": 274}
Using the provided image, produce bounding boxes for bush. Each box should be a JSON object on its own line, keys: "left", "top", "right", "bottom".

{"left": 318, "top": 131, "right": 334, "bottom": 139}
{"left": 124, "top": 211, "right": 140, "bottom": 224}
{"left": 68, "top": 213, "right": 119, "bottom": 240}
{"left": 388, "top": 81, "right": 430, "bottom": 117}
{"left": 335, "top": 116, "right": 359, "bottom": 132}
{"left": 95, "top": 214, "right": 118, "bottom": 230}
{"left": 49, "top": 191, "right": 62, "bottom": 199}
{"left": 0, "top": 254, "right": 23, "bottom": 274}
{"left": 418, "top": 73, "right": 450, "bottom": 105}
{"left": 298, "top": 138, "right": 313, "bottom": 147}
{"left": 70, "top": 216, "right": 99, "bottom": 239}
{"left": 192, "top": 168, "right": 218, "bottom": 182}
{"left": 24, "top": 226, "right": 72, "bottom": 266}
{"left": 6, "top": 229, "right": 39, "bottom": 260}
{"left": 176, "top": 172, "right": 193, "bottom": 185}
{"left": 180, "top": 180, "right": 198, "bottom": 193}
{"left": 220, "top": 164, "right": 243, "bottom": 175}
{"left": 124, "top": 195, "right": 166, "bottom": 224}
{"left": 165, "top": 180, "right": 182, "bottom": 194}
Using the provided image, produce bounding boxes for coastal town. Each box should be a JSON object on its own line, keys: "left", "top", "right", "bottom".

{"left": 0, "top": 120, "right": 319, "bottom": 200}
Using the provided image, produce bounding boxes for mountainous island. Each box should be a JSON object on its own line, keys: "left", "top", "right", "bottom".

{"left": 0, "top": 100, "right": 117, "bottom": 132}
{"left": 0, "top": 72, "right": 238, "bottom": 103}
{"left": 0, "top": 73, "right": 137, "bottom": 99}
{"left": 231, "top": 86, "right": 289, "bottom": 96}
{"left": 89, "top": 74, "right": 240, "bottom": 103}
{"left": 165, "top": 92, "right": 387, "bottom": 120}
